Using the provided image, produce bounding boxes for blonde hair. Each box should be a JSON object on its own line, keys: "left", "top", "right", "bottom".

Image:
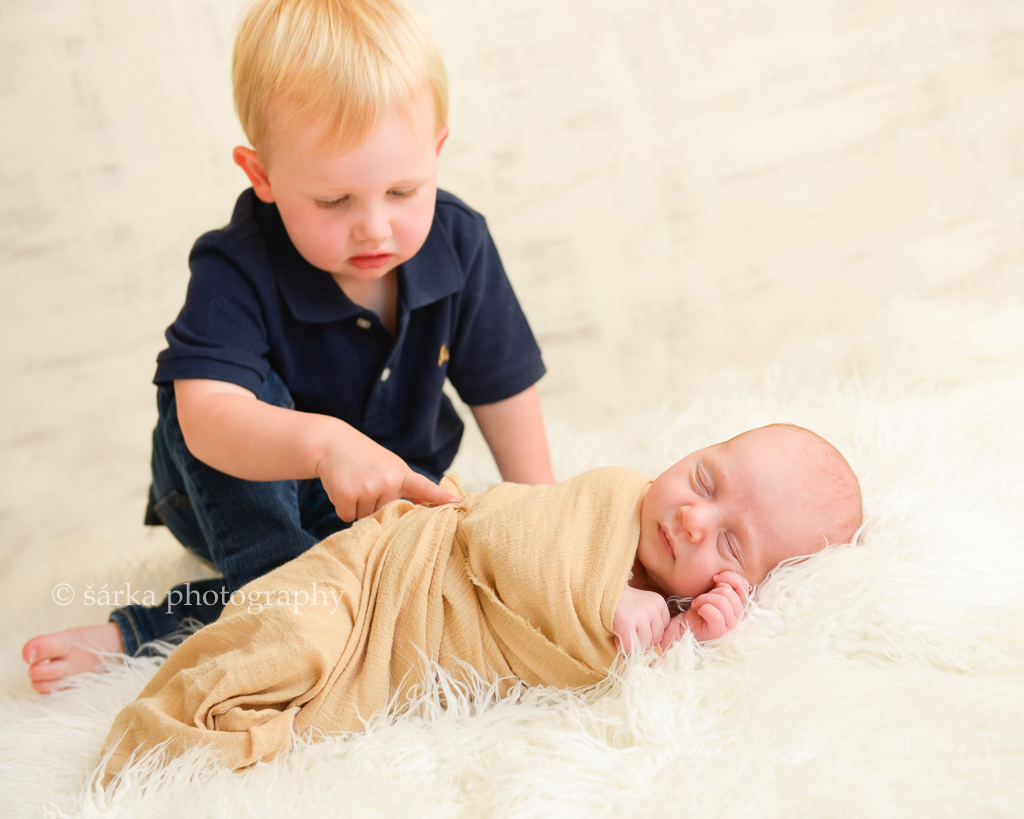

{"left": 233, "top": 0, "right": 448, "bottom": 158}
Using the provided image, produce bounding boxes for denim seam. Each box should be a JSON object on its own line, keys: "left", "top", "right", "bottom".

{"left": 181, "top": 454, "right": 238, "bottom": 588}
{"left": 163, "top": 398, "right": 239, "bottom": 588}
{"left": 110, "top": 607, "right": 143, "bottom": 657}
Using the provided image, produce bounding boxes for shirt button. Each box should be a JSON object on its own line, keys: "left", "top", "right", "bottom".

{"left": 380, "top": 367, "right": 391, "bottom": 382}
{"left": 356, "top": 317, "right": 372, "bottom": 329}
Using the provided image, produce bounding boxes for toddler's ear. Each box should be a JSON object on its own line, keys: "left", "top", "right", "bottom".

{"left": 435, "top": 124, "right": 450, "bottom": 157}
{"left": 233, "top": 147, "right": 275, "bottom": 203}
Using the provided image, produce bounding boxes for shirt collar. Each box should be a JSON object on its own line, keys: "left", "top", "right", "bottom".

{"left": 255, "top": 194, "right": 464, "bottom": 324}
{"left": 256, "top": 199, "right": 360, "bottom": 323}
{"left": 399, "top": 206, "right": 464, "bottom": 309}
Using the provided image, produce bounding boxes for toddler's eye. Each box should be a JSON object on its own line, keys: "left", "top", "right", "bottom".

{"left": 315, "top": 196, "right": 349, "bottom": 210}
{"left": 388, "top": 187, "right": 417, "bottom": 198}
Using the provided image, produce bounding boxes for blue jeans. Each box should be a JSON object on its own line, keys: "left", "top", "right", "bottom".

{"left": 110, "top": 372, "right": 356, "bottom": 655}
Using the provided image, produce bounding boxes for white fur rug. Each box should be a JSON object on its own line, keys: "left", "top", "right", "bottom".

{"left": 3, "top": 0, "right": 1024, "bottom": 816}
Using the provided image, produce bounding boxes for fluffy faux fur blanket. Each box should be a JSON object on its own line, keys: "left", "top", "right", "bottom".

{"left": 101, "top": 468, "right": 648, "bottom": 779}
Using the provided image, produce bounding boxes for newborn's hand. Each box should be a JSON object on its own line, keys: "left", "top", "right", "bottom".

{"left": 660, "top": 571, "right": 750, "bottom": 649}
{"left": 613, "top": 586, "right": 671, "bottom": 653}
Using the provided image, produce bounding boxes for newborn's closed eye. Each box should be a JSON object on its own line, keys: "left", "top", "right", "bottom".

{"left": 695, "top": 464, "right": 713, "bottom": 496}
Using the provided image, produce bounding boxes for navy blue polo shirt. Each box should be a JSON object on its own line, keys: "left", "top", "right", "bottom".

{"left": 154, "top": 188, "right": 545, "bottom": 477}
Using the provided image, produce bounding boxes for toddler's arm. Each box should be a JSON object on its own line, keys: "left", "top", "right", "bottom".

{"left": 470, "top": 385, "right": 556, "bottom": 485}
{"left": 660, "top": 571, "right": 750, "bottom": 648}
{"left": 613, "top": 585, "right": 671, "bottom": 653}
{"left": 175, "top": 378, "right": 457, "bottom": 521}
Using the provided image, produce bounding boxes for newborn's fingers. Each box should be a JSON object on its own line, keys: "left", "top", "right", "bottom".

{"left": 637, "top": 622, "right": 655, "bottom": 650}
{"left": 715, "top": 593, "right": 740, "bottom": 630}
{"left": 659, "top": 616, "right": 686, "bottom": 651}
{"left": 617, "top": 627, "right": 638, "bottom": 654}
{"left": 711, "top": 582, "right": 743, "bottom": 617}
{"left": 651, "top": 603, "right": 670, "bottom": 640}
{"left": 651, "top": 616, "right": 666, "bottom": 646}
{"left": 714, "top": 571, "right": 751, "bottom": 605}
{"left": 706, "top": 588, "right": 742, "bottom": 629}
{"left": 696, "top": 602, "right": 727, "bottom": 638}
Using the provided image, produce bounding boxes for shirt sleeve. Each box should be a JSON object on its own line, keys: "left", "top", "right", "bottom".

{"left": 153, "top": 242, "right": 271, "bottom": 394}
{"left": 445, "top": 221, "right": 546, "bottom": 406}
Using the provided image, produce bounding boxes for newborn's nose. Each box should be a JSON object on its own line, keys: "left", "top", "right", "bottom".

{"left": 678, "top": 503, "right": 708, "bottom": 544}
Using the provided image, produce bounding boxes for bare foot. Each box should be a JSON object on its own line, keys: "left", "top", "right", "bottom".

{"left": 22, "top": 624, "right": 126, "bottom": 694}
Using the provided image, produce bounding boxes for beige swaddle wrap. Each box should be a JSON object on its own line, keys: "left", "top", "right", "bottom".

{"left": 101, "top": 466, "right": 649, "bottom": 780}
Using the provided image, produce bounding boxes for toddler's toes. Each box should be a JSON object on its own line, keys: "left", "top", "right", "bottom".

{"left": 30, "top": 678, "right": 68, "bottom": 695}
{"left": 22, "top": 624, "right": 125, "bottom": 694}
{"left": 23, "top": 628, "right": 82, "bottom": 665}
{"left": 27, "top": 659, "right": 74, "bottom": 694}
{"left": 22, "top": 633, "right": 57, "bottom": 665}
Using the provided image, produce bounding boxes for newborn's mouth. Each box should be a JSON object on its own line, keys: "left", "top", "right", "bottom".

{"left": 658, "top": 524, "right": 675, "bottom": 559}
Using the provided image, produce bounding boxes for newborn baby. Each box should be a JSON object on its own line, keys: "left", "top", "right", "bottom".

{"left": 616, "top": 422, "right": 862, "bottom": 651}
{"left": 101, "top": 423, "right": 861, "bottom": 780}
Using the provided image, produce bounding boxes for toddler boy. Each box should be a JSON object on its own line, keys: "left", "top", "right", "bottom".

{"left": 25, "top": 0, "right": 554, "bottom": 693}
{"left": 100, "top": 424, "right": 862, "bottom": 778}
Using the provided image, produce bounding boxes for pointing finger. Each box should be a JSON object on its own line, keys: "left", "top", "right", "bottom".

{"left": 401, "top": 472, "right": 458, "bottom": 506}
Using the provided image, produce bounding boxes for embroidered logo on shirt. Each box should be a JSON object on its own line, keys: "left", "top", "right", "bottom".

{"left": 438, "top": 344, "right": 450, "bottom": 367}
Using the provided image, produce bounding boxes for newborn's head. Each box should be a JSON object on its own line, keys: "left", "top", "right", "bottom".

{"left": 637, "top": 424, "right": 862, "bottom": 601}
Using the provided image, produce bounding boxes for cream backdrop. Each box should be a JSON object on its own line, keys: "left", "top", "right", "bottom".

{"left": 2, "top": 1, "right": 1023, "bottom": 816}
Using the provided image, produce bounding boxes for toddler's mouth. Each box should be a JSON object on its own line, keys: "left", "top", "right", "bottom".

{"left": 349, "top": 252, "right": 393, "bottom": 270}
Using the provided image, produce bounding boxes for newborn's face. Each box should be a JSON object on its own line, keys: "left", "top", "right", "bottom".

{"left": 637, "top": 426, "right": 840, "bottom": 601}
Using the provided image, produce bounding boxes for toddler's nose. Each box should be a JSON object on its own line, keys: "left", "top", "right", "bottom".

{"left": 354, "top": 206, "right": 391, "bottom": 242}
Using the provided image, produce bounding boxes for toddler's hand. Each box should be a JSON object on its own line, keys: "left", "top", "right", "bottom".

{"left": 317, "top": 432, "right": 457, "bottom": 522}
{"left": 613, "top": 586, "right": 671, "bottom": 653}
{"left": 660, "top": 571, "right": 750, "bottom": 649}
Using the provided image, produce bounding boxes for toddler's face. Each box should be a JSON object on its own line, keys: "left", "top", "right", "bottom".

{"left": 637, "top": 426, "right": 853, "bottom": 601}
{"left": 244, "top": 88, "right": 447, "bottom": 295}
